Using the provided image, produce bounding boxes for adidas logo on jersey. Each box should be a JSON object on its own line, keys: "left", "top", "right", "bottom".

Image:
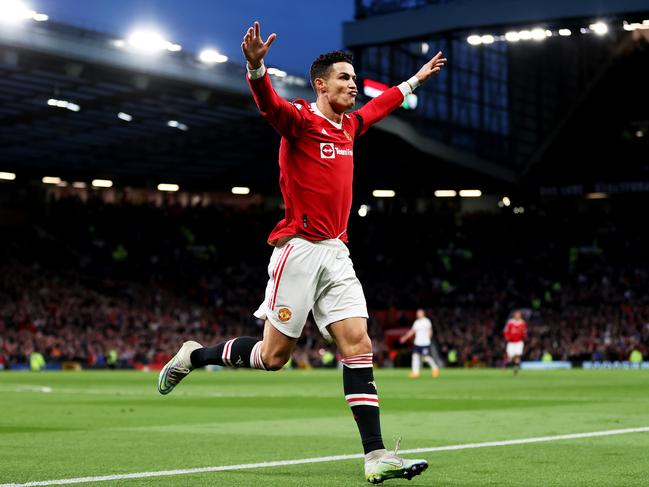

{"left": 321, "top": 128, "right": 329, "bottom": 136}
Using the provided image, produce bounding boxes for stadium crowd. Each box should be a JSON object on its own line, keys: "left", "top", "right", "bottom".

{"left": 1, "top": 192, "right": 647, "bottom": 369}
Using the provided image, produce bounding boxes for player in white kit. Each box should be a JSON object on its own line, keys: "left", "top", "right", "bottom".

{"left": 400, "top": 309, "right": 440, "bottom": 378}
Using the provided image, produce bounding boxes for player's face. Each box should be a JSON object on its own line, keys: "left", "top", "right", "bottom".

{"left": 322, "top": 62, "right": 357, "bottom": 112}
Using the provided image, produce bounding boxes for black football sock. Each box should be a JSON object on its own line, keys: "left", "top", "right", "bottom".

{"left": 341, "top": 353, "right": 385, "bottom": 454}
{"left": 190, "top": 337, "right": 266, "bottom": 370}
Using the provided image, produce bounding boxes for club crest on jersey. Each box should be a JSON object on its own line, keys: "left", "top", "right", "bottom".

{"left": 277, "top": 307, "right": 292, "bottom": 322}
{"left": 320, "top": 142, "right": 335, "bottom": 159}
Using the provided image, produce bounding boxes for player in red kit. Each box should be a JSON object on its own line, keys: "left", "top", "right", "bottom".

{"left": 504, "top": 310, "right": 528, "bottom": 375}
{"left": 158, "top": 21, "right": 446, "bottom": 484}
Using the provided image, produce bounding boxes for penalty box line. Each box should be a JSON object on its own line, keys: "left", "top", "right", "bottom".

{"left": 3, "top": 426, "right": 648, "bottom": 486}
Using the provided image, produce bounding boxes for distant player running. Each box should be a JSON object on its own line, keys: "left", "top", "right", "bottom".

{"left": 504, "top": 310, "right": 528, "bottom": 375}
{"left": 400, "top": 309, "right": 440, "bottom": 378}
{"left": 158, "top": 21, "right": 446, "bottom": 484}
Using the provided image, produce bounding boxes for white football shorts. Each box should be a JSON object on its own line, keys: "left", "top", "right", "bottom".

{"left": 506, "top": 341, "right": 524, "bottom": 358}
{"left": 254, "top": 237, "right": 369, "bottom": 338}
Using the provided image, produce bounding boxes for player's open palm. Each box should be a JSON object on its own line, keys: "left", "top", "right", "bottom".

{"left": 242, "top": 21, "right": 276, "bottom": 69}
{"left": 415, "top": 51, "right": 447, "bottom": 83}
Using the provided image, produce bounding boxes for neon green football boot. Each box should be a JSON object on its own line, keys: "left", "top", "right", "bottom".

{"left": 364, "top": 439, "right": 428, "bottom": 484}
{"left": 157, "top": 341, "right": 202, "bottom": 395}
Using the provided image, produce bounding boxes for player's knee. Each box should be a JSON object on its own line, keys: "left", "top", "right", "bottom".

{"left": 343, "top": 333, "right": 372, "bottom": 357}
{"left": 261, "top": 351, "right": 289, "bottom": 371}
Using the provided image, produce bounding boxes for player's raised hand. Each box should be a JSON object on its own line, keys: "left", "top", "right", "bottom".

{"left": 241, "top": 21, "right": 276, "bottom": 70}
{"left": 414, "top": 51, "right": 447, "bottom": 84}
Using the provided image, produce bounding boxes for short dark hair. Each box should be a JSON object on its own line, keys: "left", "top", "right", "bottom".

{"left": 309, "top": 51, "right": 353, "bottom": 92}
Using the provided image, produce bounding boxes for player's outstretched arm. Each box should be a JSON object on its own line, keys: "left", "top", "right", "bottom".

{"left": 241, "top": 21, "right": 276, "bottom": 69}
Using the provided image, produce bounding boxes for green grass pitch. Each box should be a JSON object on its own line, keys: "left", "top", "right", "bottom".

{"left": 1, "top": 369, "right": 648, "bottom": 486}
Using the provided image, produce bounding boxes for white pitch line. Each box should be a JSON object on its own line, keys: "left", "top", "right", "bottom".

{"left": 2, "top": 426, "right": 648, "bottom": 486}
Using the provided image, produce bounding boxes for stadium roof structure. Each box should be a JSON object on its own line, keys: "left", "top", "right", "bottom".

{"left": 0, "top": 20, "right": 511, "bottom": 197}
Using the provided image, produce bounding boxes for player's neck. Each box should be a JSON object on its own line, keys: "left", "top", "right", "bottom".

{"left": 316, "top": 99, "right": 344, "bottom": 125}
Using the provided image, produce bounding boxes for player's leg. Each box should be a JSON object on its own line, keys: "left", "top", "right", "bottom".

{"left": 328, "top": 318, "right": 428, "bottom": 484}
{"left": 421, "top": 350, "right": 439, "bottom": 378}
{"left": 409, "top": 351, "right": 421, "bottom": 378}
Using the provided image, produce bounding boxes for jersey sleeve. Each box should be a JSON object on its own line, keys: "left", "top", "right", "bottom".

{"left": 352, "top": 86, "right": 405, "bottom": 137}
{"left": 247, "top": 72, "right": 304, "bottom": 139}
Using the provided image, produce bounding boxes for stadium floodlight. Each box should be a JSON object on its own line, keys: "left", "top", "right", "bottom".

{"left": 421, "top": 42, "right": 429, "bottom": 55}
{"left": 117, "top": 112, "right": 133, "bottom": 122}
{"left": 72, "top": 182, "right": 87, "bottom": 189}
{"left": 92, "top": 179, "right": 113, "bottom": 188}
{"left": 502, "top": 196, "right": 511, "bottom": 207}
{"left": 198, "top": 49, "right": 228, "bottom": 64}
{"left": 0, "top": 0, "right": 34, "bottom": 24}
{"left": 56, "top": 181, "right": 68, "bottom": 187}
{"left": 126, "top": 30, "right": 180, "bottom": 53}
{"left": 157, "top": 183, "right": 179, "bottom": 192}
{"left": 545, "top": 29, "right": 553, "bottom": 37}
{"left": 459, "top": 189, "right": 482, "bottom": 198}
{"left": 518, "top": 30, "right": 532, "bottom": 40}
{"left": 267, "top": 67, "right": 287, "bottom": 77}
{"left": 231, "top": 186, "right": 250, "bottom": 195}
{"left": 47, "top": 98, "right": 80, "bottom": 112}
{"left": 585, "top": 192, "right": 608, "bottom": 199}
{"left": 467, "top": 35, "right": 482, "bottom": 46}
{"left": 358, "top": 204, "right": 370, "bottom": 217}
{"left": 480, "top": 34, "right": 495, "bottom": 44}
{"left": 636, "top": 130, "right": 644, "bottom": 138}
{"left": 505, "top": 31, "right": 520, "bottom": 42}
{"left": 531, "top": 28, "right": 546, "bottom": 41}
{"left": 372, "top": 189, "right": 395, "bottom": 198}
{"left": 33, "top": 12, "right": 47, "bottom": 21}
{"left": 0, "top": 172, "right": 16, "bottom": 180}
{"left": 559, "top": 29, "right": 572, "bottom": 36}
{"left": 434, "top": 190, "right": 457, "bottom": 198}
{"left": 42, "top": 176, "right": 61, "bottom": 185}
{"left": 589, "top": 22, "right": 608, "bottom": 35}
{"left": 167, "top": 120, "right": 188, "bottom": 131}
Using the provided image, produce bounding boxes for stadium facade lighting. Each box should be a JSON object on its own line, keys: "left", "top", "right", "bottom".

{"left": 198, "top": 49, "right": 228, "bottom": 64}
{"left": 42, "top": 176, "right": 61, "bottom": 185}
{"left": 459, "top": 189, "right": 482, "bottom": 198}
{"left": 372, "top": 189, "right": 396, "bottom": 198}
{"left": 623, "top": 21, "right": 649, "bottom": 31}
{"left": 72, "top": 182, "right": 87, "bottom": 189}
{"left": 56, "top": 181, "right": 68, "bottom": 187}
{"left": 505, "top": 31, "right": 520, "bottom": 42}
{"left": 125, "top": 30, "right": 181, "bottom": 53}
{"left": 467, "top": 35, "right": 482, "bottom": 45}
{"left": 0, "top": 1, "right": 46, "bottom": 24}
{"left": 47, "top": 98, "right": 80, "bottom": 112}
{"left": 358, "top": 204, "right": 370, "bottom": 217}
{"left": 518, "top": 30, "right": 532, "bottom": 40}
{"left": 0, "top": 172, "right": 16, "bottom": 180}
{"left": 157, "top": 183, "right": 179, "bottom": 192}
{"left": 585, "top": 192, "right": 608, "bottom": 199}
{"left": 545, "top": 29, "right": 553, "bottom": 37}
{"left": 636, "top": 130, "right": 644, "bottom": 138}
{"left": 480, "top": 34, "right": 495, "bottom": 44}
{"left": 559, "top": 29, "right": 572, "bottom": 36}
{"left": 434, "top": 190, "right": 457, "bottom": 197}
{"left": 421, "top": 42, "right": 429, "bottom": 55}
{"left": 531, "top": 28, "right": 546, "bottom": 41}
{"left": 589, "top": 22, "right": 608, "bottom": 35}
{"left": 501, "top": 196, "right": 511, "bottom": 207}
{"left": 92, "top": 179, "right": 113, "bottom": 188}
{"left": 117, "top": 112, "right": 133, "bottom": 122}
{"left": 267, "top": 67, "right": 287, "bottom": 77}
{"left": 231, "top": 186, "right": 250, "bottom": 195}
{"left": 167, "top": 120, "right": 188, "bottom": 131}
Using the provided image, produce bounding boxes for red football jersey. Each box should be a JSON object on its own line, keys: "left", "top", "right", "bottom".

{"left": 248, "top": 71, "right": 405, "bottom": 245}
{"left": 504, "top": 319, "right": 528, "bottom": 342}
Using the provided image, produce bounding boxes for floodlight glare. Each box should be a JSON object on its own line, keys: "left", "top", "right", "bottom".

{"left": 559, "top": 29, "right": 572, "bottom": 36}
{"left": 480, "top": 35, "right": 495, "bottom": 44}
{"left": 519, "top": 30, "right": 532, "bottom": 40}
{"left": 372, "top": 190, "right": 396, "bottom": 198}
{"left": 92, "top": 179, "right": 113, "bottom": 188}
{"left": 459, "top": 189, "right": 482, "bottom": 198}
{"left": 158, "top": 183, "right": 179, "bottom": 192}
{"left": 358, "top": 204, "right": 370, "bottom": 217}
{"left": 502, "top": 196, "right": 511, "bottom": 207}
{"left": 434, "top": 190, "right": 457, "bottom": 198}
{"left": 267, "top": 67, "right": 287, "bottom": 77}
{"left": 231, "top": 186, "right": 250, "bottom": 195}
{"left": 0, "top": 0, "right": 33, "bottom": 24}
{"left": 589, "top": 22, "right": 608, "bottom": 35}
{"left": 467, "top": 35, "right": 482, "bottom": 45}
{"left": 117, "top": 112, "right": 133, "bottom": 122}
{"left": 531, "top": 28, "right": 546, "bottom": 41}
{"left": 505, "top": 32, "right": 520, "bottom": 42}
{"left": 72, "top": 182, "right": 87, "bottom": 189}
{"left": 199, "top": 49, "right": 228, "bottom": 64}
{"left": 127, "top": 30, "right": 179, "bottom": 53}
{"left": 42, "top": 176, "right": 61, "bottom": 185}
{"left": 0, "top": 172, "right": 17, "bottom": 180}
{"left": 167, "top": 120, "right": 188, "bottom": 131}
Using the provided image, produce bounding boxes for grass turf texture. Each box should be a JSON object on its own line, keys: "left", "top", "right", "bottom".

{"left": 1, "top": 369, "right": 648, "bottom": 486}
